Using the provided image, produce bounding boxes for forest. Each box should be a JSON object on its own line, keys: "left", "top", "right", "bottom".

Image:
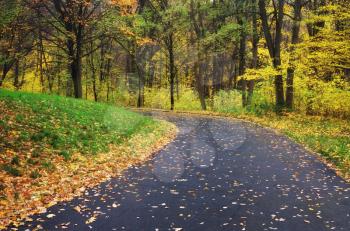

{"left": 0, "top": 0, "right": 349, "bottom": 116}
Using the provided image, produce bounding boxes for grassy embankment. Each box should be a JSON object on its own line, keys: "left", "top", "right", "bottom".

{"left": 0, "top": 89, "right": 176, "bottom": 228}
{"left": 231, "top": 112, "right": 349, "bottom": 180}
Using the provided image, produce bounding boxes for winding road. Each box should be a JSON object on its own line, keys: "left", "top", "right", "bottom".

{"left": 13, "top": 112, "right": 349, "bottom": 231}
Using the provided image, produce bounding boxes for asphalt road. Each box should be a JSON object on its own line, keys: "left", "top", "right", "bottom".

{"left": 12, "top": 112, "right": 350, "bottom": 231}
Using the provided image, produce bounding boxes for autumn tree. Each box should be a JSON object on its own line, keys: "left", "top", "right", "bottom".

{"left": 27, "top": 0, "right": 108, "bottom": 98}
{"left": 0, "top": 0, "right": 34, "bottom": 87}
{"left": 259, "top": 0, "right": 286, "bottom": 108}
{"left": 286, "top": 0, "right": 305, "bottom": 108}
{"left": 138, "top": 0, "right": 184, "bottom": 110}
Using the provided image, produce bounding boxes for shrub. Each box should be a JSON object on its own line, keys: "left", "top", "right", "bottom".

{"left": 144, "top": 88, "right": 170, "bottom": 109}
{"left": 174, "top": 88, "right": 202, "bottom": 111}
{"left": 246, "top": 90, "right": 275, "bottom": 116}
{"left": 213, "top": 90, "right": 243, "bottom": 114}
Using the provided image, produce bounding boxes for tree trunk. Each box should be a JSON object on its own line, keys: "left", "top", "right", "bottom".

{"left": 92, "top": 66, "right": 98, "bottom": 102}
{"left": 247, "top": 0, "right": 258, "bottom": 106}
{"left": 106, "top": 78, "right": 110, "bottom": 102}
{"left": 0, "top": 76, "right": 4, "bottom": 88}
{"left": 88, "top": 41, "right": 98, "bottom": 102}
{"left": 275, "top": 73, "right": 285, "bottom": 108}
{"left": 137, "top": 65, "right": 144, "bottom": 108}
{"left": 0, "top": 63, "right": 13, "bottom": 88}
{"left": 0, "top": 66, "right": 8, "bottom": 87}
{"left": 228, "top": 62, "right": 236, "bottom": 89}
{"left": 259, "top": 0, "right": 285, "bottom": 108}
{"left": 274, "top": 45, "right": 285, "bottom": 108}
{"left": 85, "top": 64, "right": 88, "bottom": 99}
{"left": 67, "top": 39, "right": 83, "bottom": 98}
{"left": 13, "top": 60, "right": 20, "bottom": 90}
{"left": 242, "top": 79, "right": 247, "bottom": 107}
{"left": 92, "top": 75, "right": 98, "bottom": 102}
{"left": 238, "top": 17, "right": 247, "bottom": 107}
{"left": 196, "top": 53, "right": 207, "bottom": 110}
{"left": 66, "top": 24, "right": 83, "bottom": 98}
{"left": 247, "top": 80, "right": 255, "bottom": 106}
{"left": 286, "top": 0, "right": 302, "bottom": 109}
{"left": 190, "top": 0, "right": 206, "bottom": 110}
{"left": 66, "top": 78, "right": 73, "bottom": 97}
{"left": 233, "top": 64, "right": 238, "bottom": 89}
{"left": 71, "top": 56, "right": 83, "bottom": 98}
{"left": 176, "top": 67, "right": 180, "bottom": 100}
{"left": 168, "top": 33, "right": 175, "bottom": 111}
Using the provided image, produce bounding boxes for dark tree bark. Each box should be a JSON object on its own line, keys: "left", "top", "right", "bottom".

{"left": 259, "top": 0, "right": 286, "bottom": 108}
{"left": 286, "top": 0, "right": 303, "bottom": 109}
{"left": 0, "top": 63, "right": 13, "bottom": 87}
{"left": 68, "top": 37, "right": 83, "bottom": 99}
{"left": 13, "top": 61, "right": 26, "bottom": 91}
{"left": 238, "top": 17, "right": 247, "bottom": 107}
{"left": 88, "top": 42, "right": 98, "bottom": 102}
{"left": 167, "top": 33, "right": 176, "bottom": 111}
{"left": 52, "top": 0, "right": 84, "bottom": 98}
{"left": 247, "top": 0, "right": 259, "bottom": 106}
{"left": 137, "top": 65, "right": 145, "bottom": 108}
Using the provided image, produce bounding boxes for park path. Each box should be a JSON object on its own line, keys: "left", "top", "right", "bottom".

{"left": 13, "top": 112, "right": 349, "bottom": 231}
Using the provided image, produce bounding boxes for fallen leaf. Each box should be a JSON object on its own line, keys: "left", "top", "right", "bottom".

{"left": 85, "top": 216, "right": 96, "bottom": 224}
{"left": 46, "top": 214, "right": 55, "bottom": 218}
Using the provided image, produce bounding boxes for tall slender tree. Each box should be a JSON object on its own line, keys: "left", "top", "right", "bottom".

{"left": 259, "top": 0, "right": 286, "bottom": 108}
{"left": 28, "top": 0, "right": 104, "bottom": 98}
{"left": 286, "top": 0, "right": 304, "bottom": 108}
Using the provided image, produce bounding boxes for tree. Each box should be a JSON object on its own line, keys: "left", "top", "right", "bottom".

{"left": 0, "top": 0, "right": 33, "bottom": 87}
{"left": 259, "top": 0, "right": 286, "bottom": 108}
{"left": 28, "top": 0, "right": 106, "bottom": 98}
{"left": 189, "top": 0, "right": 208, "bottom": 110}
{"left": 286, "top": 0, "right": 304, "bottom": 108}
{"left": 138, "top": 0, "right": 184, "bottom": 110}
{"left": 247, "top": 0, "right": 259, "bottom": 106}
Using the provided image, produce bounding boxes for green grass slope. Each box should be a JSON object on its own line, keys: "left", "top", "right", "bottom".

{"left": 0, "top": 89, "right": 156, "bottom": 160}
{"left": 0, "top": 90, "right": 176, "bottom": 228}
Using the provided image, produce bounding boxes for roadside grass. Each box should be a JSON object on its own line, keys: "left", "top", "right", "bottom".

{"left": 136, "top": 108, "right": 350, "bottom": 180}
{"left": 191, "top": 109, "right": 349, "bottom": 180}
{"left": 241, "top": 113, "right": 350, "bottom": 179}
{"left": 222, "top": 111, "right": 349, "bottom": 179}
{"left": 0, "top": 89, "right": 156, "bottom": 157}
{"left": 0, "top": 89, "right": 177, "bottom": 228}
